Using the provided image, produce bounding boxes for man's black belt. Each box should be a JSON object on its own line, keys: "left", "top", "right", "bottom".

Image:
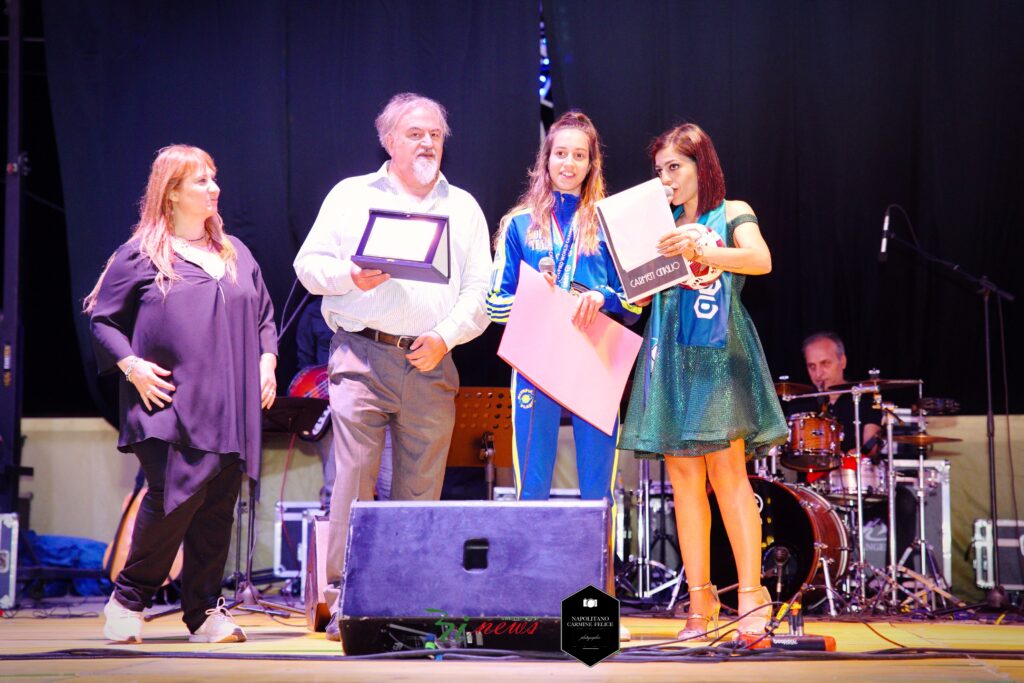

{"left": 354, "top": 327, "right": 416, "bottom": 351}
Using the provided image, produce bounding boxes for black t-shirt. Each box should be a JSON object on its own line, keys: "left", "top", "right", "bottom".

{"left": 783, "top": 392, "right": 881, "bottom": 452}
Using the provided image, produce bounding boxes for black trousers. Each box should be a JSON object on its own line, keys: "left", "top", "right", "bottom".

{"left": 113, "top": 439, "right": 242, "bottom": 633}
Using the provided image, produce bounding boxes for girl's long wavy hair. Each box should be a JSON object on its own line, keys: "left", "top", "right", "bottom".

{"left": 83, "top": 144, "right": 237, "bottom": 313}
{"left": 496, "top": 111, "right": 606, "bottom": 256}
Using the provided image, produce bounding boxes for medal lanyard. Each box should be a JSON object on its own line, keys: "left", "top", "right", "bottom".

{"left": 548, "top": 210, "right": 577, "bottom": 287}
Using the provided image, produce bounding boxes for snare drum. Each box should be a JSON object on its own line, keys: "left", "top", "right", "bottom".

{"left": 818, "top": 455, "right": 888, "bottom": 503}
{"left": 781, "top": 412, "right": 843, "bottom": 472}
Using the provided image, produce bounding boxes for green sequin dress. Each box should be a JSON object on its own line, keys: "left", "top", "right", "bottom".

{"left": 620, "top": 214, "right": 787, "bottom": 459}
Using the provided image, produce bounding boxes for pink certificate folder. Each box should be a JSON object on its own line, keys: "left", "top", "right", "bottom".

{"left": 497, "top": 263, "right": 643, "bottom": 435}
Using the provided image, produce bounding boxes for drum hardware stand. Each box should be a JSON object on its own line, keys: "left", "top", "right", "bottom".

{"left": 629, "top": 457, "right": 680, "bottom": 601}
{"left": 664, "top": 568, "right": 685, "bottom": 614}
{"left": 897, "top": 565, "right": 965, "bottom": 610}
{"left": 634, "top": 456, "right": 653, "bottom": 597}
{"left": 784, "top": 381, "right": 874, "bottom": 605}
{"left": 881, "top": 402, "right": 901, "bottom": 609}
{"left": 849, "top": 381, "right": 871, "bottom": 604}
{"left": 614, "top": 475, "right": 633, "bottom": 564}
{"left": 894, "top": 444, "right": 951, "bottom": 611}
{"left": 651, "top": 462, "right": 680, "bottom": 567}
{"left": 864, "top": 570, "right": 916, "bottom": 613}
{"left": 755, "top": 449, "right": 781, "bottom": 481}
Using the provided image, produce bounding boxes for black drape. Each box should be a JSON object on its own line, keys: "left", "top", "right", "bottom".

{"left": 40, "top": 1, "right": 1024, "bottom": 416}
{"left": 547, "top": 0, "right": 1024, "bottom": 413}
{"left": 43, "top": 1, "right": 537, "bottom": 419}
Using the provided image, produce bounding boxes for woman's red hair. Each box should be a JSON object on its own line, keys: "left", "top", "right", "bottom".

{"left": 649, "top": 123, "right": 726, "bottom": 218}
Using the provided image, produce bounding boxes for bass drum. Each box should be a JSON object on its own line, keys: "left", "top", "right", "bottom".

{"left": 708, "top": 477, "right": 848, "bottom": 606}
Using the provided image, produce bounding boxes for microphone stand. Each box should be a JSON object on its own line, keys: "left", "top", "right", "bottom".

{"left": 885, "top": 230, "right": 1015, "bottom": 608}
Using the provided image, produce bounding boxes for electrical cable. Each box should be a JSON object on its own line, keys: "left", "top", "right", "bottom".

{"left": 857, "top": 619, "right": 908, "bottom": 648}
{"left": 4, "top": 646, "right": 1024, "bottom": 664}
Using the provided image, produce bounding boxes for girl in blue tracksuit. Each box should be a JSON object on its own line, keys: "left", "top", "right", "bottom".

{"left": 487, "top": 111, "right": 640, "bottom": 502}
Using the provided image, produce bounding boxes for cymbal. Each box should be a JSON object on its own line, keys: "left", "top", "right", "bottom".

{"left": 829, "top": 378, "right": 922, "bottom": 391}
{"left": 775, "top": 381, "right": 814, "bottom": 396}
{"left": 893, "top": 434, "right": 963, "bottom": 446}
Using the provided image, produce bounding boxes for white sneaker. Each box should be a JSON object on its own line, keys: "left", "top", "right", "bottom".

{"left": 103, "top": 594, "right": 143, "bottom": 643}
{"left": 189, "top": 597, "right": 246, "bottom": 643}
{"left": 620, "top": 624, "right": 632, "bottom": 642}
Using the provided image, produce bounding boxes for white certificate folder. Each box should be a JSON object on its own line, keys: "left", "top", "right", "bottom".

{"left": 595, "top": 178, "right": 689, "bottom": 302}
{"left": 352, "top": 209, "right": 450, "bottom": 283}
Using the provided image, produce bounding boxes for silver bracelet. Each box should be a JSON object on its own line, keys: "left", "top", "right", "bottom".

{"left": 123, "top": 356, "right": 141, "bottom": 383}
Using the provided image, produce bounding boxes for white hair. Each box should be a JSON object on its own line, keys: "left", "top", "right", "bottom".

{"left": 374, "top": 93, "right": 450, "bottom": 151}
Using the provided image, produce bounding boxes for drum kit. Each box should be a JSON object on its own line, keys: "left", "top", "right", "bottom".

{"left": 617, "top": 373, "right": 965, "bottom": 617}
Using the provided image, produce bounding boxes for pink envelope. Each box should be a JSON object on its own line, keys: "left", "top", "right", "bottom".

{"left": 497, "top": 263, "right": 643, "bottom": 435}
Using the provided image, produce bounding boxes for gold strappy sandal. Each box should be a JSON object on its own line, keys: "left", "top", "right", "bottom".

{"left": 675, "top": 582, "right": 721, "bottom": 641}
{"left": 734, "top": 585, "right": 773, "bottom": 638}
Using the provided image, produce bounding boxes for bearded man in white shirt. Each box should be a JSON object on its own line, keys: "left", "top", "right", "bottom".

{"left": 294, "top": 93, "right": 492, "bottom": 640}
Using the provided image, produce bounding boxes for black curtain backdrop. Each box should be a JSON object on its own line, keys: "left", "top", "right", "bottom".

{"left": 42, "top": 0, "right": 537, "bottom": 420}
{"left": 37, "top": 1, "right": 1024, "bottom": 418}
{"left": 547, "top": 0, "right": 1024, "bottom": 414}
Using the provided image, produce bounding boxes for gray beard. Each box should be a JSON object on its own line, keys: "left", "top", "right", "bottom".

{"left": 413, "top": 156, "right": 439, "bottom": 186}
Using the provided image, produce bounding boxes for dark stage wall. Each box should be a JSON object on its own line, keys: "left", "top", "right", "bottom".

{"left": 38, "top": 0, "right": 1024, "bottom": 418}
{"left": 546, "top": 0, "right": 1024, "bottom": 413}
{"left": 41, "top": 0, "right": 538, "bottom": 420}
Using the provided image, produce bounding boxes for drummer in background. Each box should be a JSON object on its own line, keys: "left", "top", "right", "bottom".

{"left": 786, "top": 331, "right": 881, "bottom": 455}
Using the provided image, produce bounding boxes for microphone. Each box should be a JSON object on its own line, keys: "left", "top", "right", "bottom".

{"left": 538, "top": 255, "right": 555, "bottom": 276}
{"left": 878, "top": 208, "right": 890, "bottom": 263}
{"left": 772, "top": 546, "right": 790, "bottom": 598}
{"left": 664, "top": 185, "right": 673, "bottom": 202}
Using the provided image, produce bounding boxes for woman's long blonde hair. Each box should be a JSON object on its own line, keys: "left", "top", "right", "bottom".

{"left": 83, "top": 144, "right": 237, "bottom": 312}
{"left": 496, "top": 111, "right": 606, "bottom": 256}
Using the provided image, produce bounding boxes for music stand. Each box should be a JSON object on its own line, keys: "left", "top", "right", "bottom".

{"left": 446, "top": 387, "right": 513, "bottom": 500}
{"left": 234, "top": 397, "right": 329, "bottom": 616}
{"left": 262, "top": 396, "right": 329, "bottom": 436}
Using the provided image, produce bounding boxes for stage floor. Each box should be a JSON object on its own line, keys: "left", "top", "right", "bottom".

{"left": 2, "top": 598, "right": 1023, "bottom": 681}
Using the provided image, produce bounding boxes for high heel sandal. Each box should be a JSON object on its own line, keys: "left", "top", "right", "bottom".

{"left": 734, "top": 585, "right": 773, "bottom": 638}
{"left": 675, "top": 582, "right": 721, "bottom": 641}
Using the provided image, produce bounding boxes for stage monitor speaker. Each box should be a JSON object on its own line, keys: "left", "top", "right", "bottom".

{"left": 338, "top": 500, "right": 609, "bottom": 654}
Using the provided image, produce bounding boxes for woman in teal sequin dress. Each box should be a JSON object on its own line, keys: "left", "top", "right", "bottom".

{"left": 620, "top": 123, "right": 787, "bottom": 640}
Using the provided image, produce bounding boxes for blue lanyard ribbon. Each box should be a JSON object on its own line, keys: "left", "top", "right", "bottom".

{"left": 549, "top": 211, "right": 576, "bottom": 288}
